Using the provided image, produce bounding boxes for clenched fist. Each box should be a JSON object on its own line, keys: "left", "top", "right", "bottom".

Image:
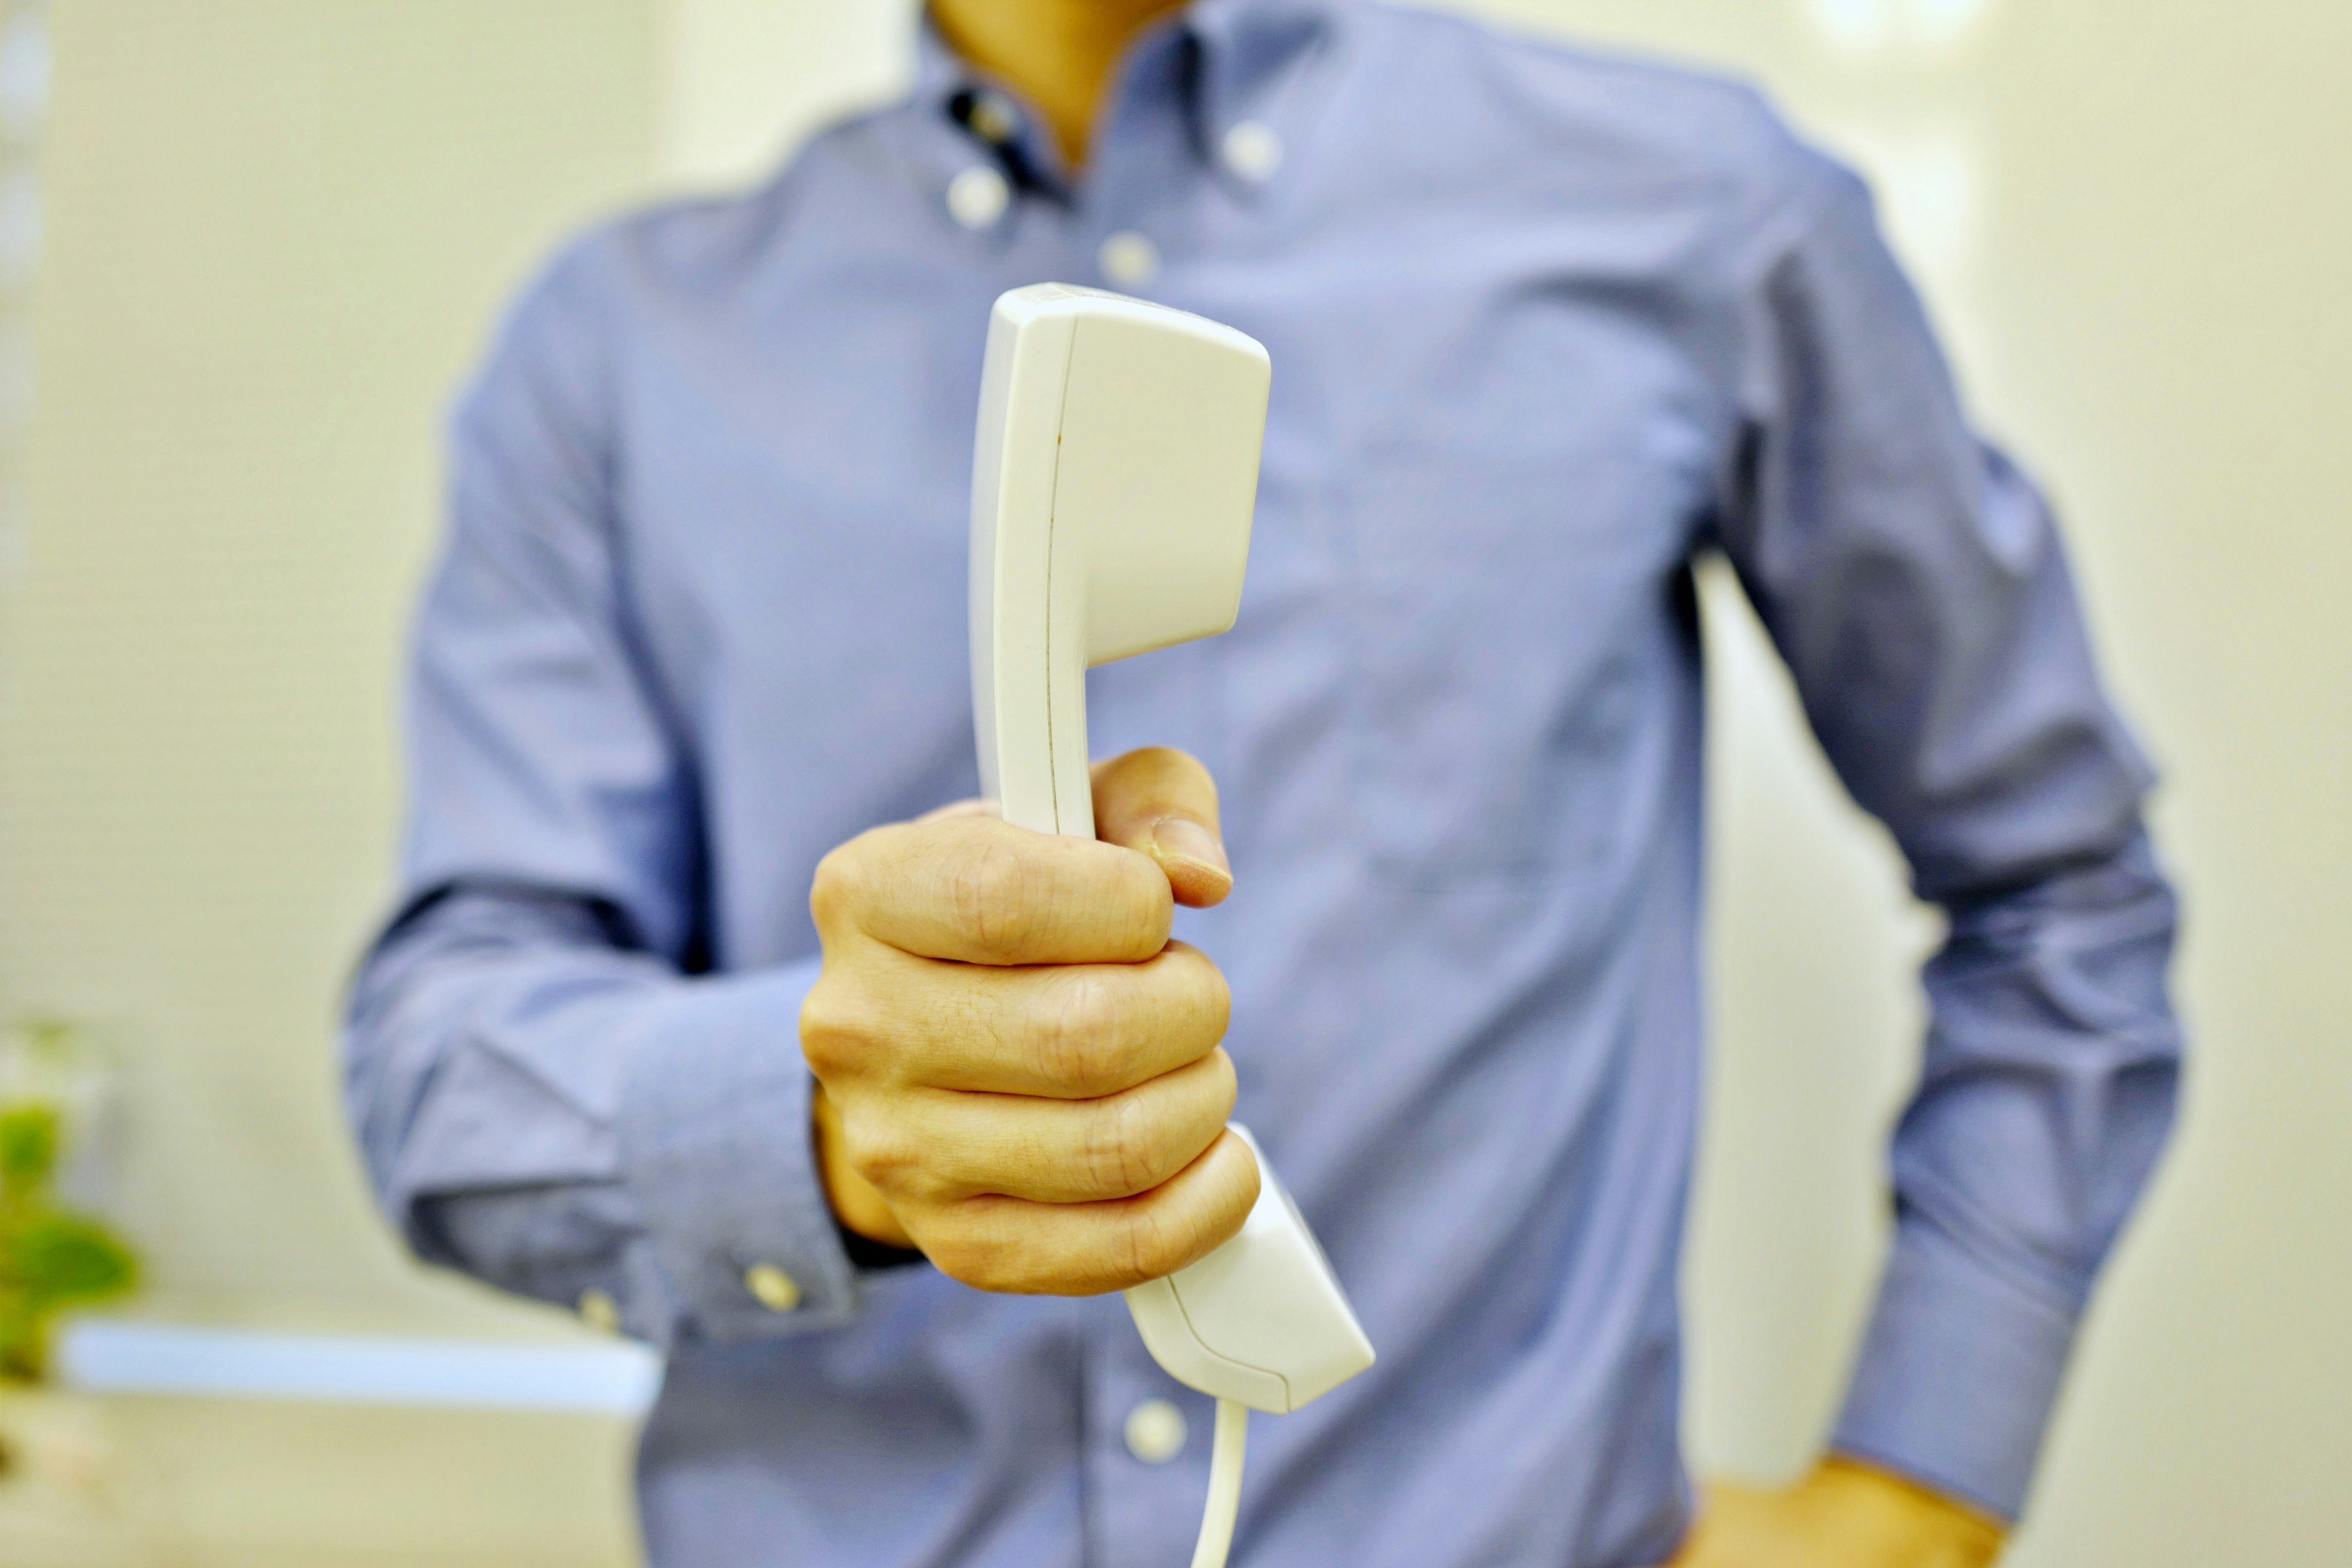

{"left": 801, "top": 747, "right": 1261, "bottom": 1295}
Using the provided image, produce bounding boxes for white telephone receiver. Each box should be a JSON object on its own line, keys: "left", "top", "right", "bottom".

{"left": 970, "top": 284, "right": 1374, "bottom": 1566}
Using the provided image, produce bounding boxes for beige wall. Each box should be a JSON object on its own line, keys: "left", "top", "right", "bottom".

{"left": 654, "top": 0, "right": 912, "bottom": 186}
{"left": 1, "top": 0, "right": 2345, "bottom": 1562}
{"left": 0, "top": 0, "right": 661, "bottom": 1336}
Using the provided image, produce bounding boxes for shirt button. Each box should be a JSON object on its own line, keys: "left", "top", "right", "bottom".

{"left": 744, "top": 1264, "right": 802, "bottom": 1313}
{"left": 1221, "top": 119, "right": 1283, "bottom": 183}
{"left": 946, "top": 165, "right": 1011, "bottom": 230}
{"left": 967, "top": 91, "right": 1021, "bottom": 145}
{"left": 576, "top": 1288, "right": 620, "bottom": 1333}
{"left": 1123, "top": 1398, "right": 1188, "bottom": 1463}
{"left": 1097, "top": 230, "right": 1161, "bottom": 288}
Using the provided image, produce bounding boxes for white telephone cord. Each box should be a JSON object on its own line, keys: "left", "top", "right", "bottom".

{"left": 1188, "top": 1398, "right": 1250, "bottom": 1568}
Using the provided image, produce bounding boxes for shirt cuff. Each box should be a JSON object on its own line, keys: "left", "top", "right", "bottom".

{"left": 1830, "top": 1223, "right": 2079, "bottom": 1521}
{"left": 615, "top": 956, "right": 864, "bottom": 1343}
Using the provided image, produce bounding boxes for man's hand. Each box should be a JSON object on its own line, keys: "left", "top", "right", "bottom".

{"left": 801, "top": 747, "right": 1260, "bottom": 1295}
{"left": 1670, "top": 1457, "right": 2007, "bottom": 1568}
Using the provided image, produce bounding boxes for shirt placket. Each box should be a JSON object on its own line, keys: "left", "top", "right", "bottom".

{"left": 1066, "top": 29, "right": 1243, "bottom": 1567}
{"left": 1086, "top": 1313, "right": 1228, "bottom": 1567}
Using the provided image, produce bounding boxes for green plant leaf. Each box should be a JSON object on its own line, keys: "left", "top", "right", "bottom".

{"left": 2, "top": 1210, "right": 138, "bottom": 1307}
{"left": 0, "top": 1103, "right": 59, "bottom": 1196}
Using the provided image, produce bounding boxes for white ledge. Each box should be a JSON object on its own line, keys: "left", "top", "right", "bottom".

{"left": 56, "top": 1321, "right": 662, "bottom": 1414}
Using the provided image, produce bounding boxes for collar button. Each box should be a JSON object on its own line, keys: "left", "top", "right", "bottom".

{"left": 968, "top": 91, "right": 1021, "bottom": 145}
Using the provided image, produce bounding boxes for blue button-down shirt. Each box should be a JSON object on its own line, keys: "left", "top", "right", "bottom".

{"left": 344, "top": 2, "right": 2181, "bottom": 1562}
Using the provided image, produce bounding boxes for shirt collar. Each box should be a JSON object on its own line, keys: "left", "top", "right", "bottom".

{"left": 916, "top": 0, "right": 1340, "bottom": 187}
{"left": 1186, "top": 0, "right": 1339, "bottom": 127}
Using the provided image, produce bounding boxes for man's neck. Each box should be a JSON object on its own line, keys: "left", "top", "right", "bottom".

{"left": 931, "top": 0, "right": 1192, "bottom": 169}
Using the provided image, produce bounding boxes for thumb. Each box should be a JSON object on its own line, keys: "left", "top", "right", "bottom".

{"left": 1090, "top": 747, "right": 1233, "bottom": 908}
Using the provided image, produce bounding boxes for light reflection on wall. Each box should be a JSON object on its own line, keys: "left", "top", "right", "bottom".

{"left": 1807, "top": 0, "right": 2001, "bottom": 55}
{"left": 0, "top": 0, "right": 43, "bottom": 587}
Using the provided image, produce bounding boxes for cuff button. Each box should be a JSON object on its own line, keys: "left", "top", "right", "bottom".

{"left": 745, "top": 1264, "right": 802, "bottom": 1313}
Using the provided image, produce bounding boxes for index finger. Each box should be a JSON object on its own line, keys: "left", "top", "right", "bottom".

{"left": 814, "top": 815, "right": 1172, "bottom": 965}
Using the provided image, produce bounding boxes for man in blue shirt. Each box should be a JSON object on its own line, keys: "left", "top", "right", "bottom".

{"left": 343, "top": 1, "right": 2182, "bottom": 1564}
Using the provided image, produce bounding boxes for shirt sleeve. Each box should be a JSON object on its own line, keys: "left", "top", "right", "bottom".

{"left": 1714, "top": 156, "right": 2185, "bottom": 1519}
{"left": 341, "top": 241, "right": 868, "bottom": 1348}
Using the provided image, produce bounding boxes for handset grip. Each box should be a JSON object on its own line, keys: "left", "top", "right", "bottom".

{"left": 968, "top": 284, "right": 1373, "bottom": 1415}
{"left": 1126, "top": 1125, "right": 1376, "bottom": 1413}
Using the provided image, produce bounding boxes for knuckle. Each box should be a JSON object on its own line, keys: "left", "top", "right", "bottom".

{"left": 1115, "top": 1202, "right": 1186, "bottom": 1286}
{"left": 1117, "top": 1148, "right": 1253, "bottom": 1285}
{"left": 796, "top": 978, "right": 867, "bottom": 1076}
{"left": 1034, "top": 968, "right": 1126, "bottom": 1095}
{"left": 809, "top": 839, "right": 874, "bottom": 930}
{"left": 842, "top": 1115, "right": 922, "bottom": 1196}
{"left": 1111, "top": 857, "right": 1175, "bottom": 953}
{"left": 1082, "top": 1093, "right": 1157, "bottom": 1199}
{"left": 943, "top": 837, "right": 1039, "bottom": 960}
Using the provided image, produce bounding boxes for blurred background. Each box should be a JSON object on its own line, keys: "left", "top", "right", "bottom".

{"left": 0, "top": 0, "right": 2343, "bottom": 1563}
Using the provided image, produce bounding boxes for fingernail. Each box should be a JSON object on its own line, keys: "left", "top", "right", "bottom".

{"left": 1152, "top": 816, "right": 1231, "bottom": 881}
